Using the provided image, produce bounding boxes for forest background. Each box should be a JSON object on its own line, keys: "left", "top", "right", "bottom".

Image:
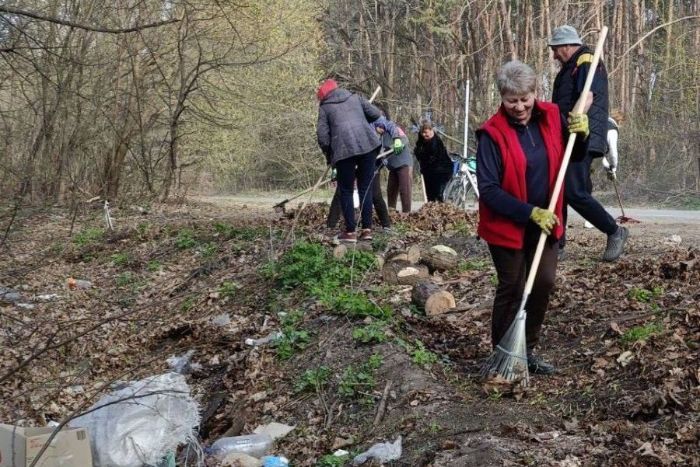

{"left": 1, "top": 0, "right": 698, "bottom": 207}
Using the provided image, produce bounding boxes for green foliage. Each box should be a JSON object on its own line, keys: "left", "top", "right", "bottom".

{"left": 199, "top": 242, "right": 218, "bottom": 258}
{"left": 213, "top": 222, "right": 267, "bottom": 241}
{"left": 352, "top": 321, "right": 388, "bottom": 344}
{"left": 452, "top": 220, "right": 471, "bottom": 236}
{"left": 181, "top": 296, "right": 196, "bottom": 312}
{"left": 175, "top": 229, "right": 197, "bottom": 250}
{"left": 326, "top": 291, "right": 392, "bottom": 320}
{"left": 277, "top": 329, "right": 311, "bottom": 360}
{"left": 490, "top": 274, "right": 499, "bottom": 286}
{"left": 218, "top": 281, "right": 240, "bottom": 299}
{"left": 338, "top": 354, "right": 383, "bottom": 398}
{"left": 457, "top": 259, "right": 488, "bottom": 272}
{"left": 295, "top": 366, "right": 331, "bottom": 393}
{"left": 317, "top": 453, "right": 349, "bottom": 467}
{"left": 628, "top": 286, "right": 664, "bottom": 303}
{"left": 412, "top": 341, "right": 438, "bottom": 367}
{"left": 147, "top": 260, "right": 162, "bottom": 272}
{"left": 621, "top": 322, "right": 664, "bottom": 344}
{"left": 111, "top": 252, "right": 130, "bottom": 267}
{"left": 115, "top": 272, "right": 135, "bottom": 287}
{"left": 73, "top": 227, "right": 104, "bottom": 246}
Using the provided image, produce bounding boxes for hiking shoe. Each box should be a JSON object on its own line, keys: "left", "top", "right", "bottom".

{"left": 527, "top": 353, "right": 556, "bottom": 375}
{"left": 602, "top": 226, "right": 629, "bottom": 262}
{"left": 335, "top": 231, "right": 357, "bottom": 244}
{"left": 358, "top": 229, "right": 373, "bottom": 241}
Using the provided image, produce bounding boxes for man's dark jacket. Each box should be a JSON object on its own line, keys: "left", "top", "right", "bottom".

{"left": 552, "top": 45, "right": 609, "bottom": 155}
{"left": 317, "top": 89, "right": 381, "bottom": 165}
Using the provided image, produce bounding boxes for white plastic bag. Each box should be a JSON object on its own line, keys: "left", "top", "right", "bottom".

{"left": 353, "top": 436, "right": 402, "bottom": 465}
{"left": 70, "top": 373, "right": 201, "bottom": 467}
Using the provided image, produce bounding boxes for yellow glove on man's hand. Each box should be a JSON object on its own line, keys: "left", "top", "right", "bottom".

{"left": 530, "top": 207, "right": 559, "bottom": 235}
{"left": 393, "top": 138, "right": 404, "bottom": 155}
{"left": 568, "top": 112, "right": 589, "bottom": 138}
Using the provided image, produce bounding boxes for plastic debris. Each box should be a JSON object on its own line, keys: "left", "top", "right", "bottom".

{"left": 16, "top": 303, "right": 35, "bottom": 310}
{"left": 66, "top": 278, "right": 92, "bottom": 290}
{"left": 353, "top": 436, "right": 402, "bottom": 465}
{"left": 166, "top": 350, "right": 202, "bottom": 374}
{"left": 70, "top": 372, "right": 201, "bottom": 467}
{"left": 262, "top": 455, "right": 289, "bottom": 467}
{"left": 36, "top": 293, "right": 60, "bottom": 301}
{"left": 0, "top": 286, "right": 21, "bottom": 303}
{"left": 211, "top": 313, "right": 232, "bottom": 327}
{"left": 210, "top": 433, "right": 273, "bottom": 460}
{"left": 245, "top": 332, "right": 282, "bottom": 347}
{"left": 253, "top": 422, "right": 295, "bottom": 441}
{"left": 221, "top": 452, "right": 261, "bottom": 467}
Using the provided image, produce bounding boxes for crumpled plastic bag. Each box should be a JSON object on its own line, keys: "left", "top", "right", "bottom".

{"left": 353, "top": 436, "right": 402, "bottom": 465}
{"left": 70, "top": 373, "right": 200, "bottom": 467}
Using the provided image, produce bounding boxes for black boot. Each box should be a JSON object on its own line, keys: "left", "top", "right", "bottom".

{"left": 527, "top": 352, "right": 556, "bottom": 375}
{"left": 602, "top": 226, "right": 629, "bottom": 262}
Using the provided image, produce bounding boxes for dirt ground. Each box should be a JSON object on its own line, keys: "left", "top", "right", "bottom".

{"left": 0, "top": 199, "right": 697, "bottom": 466}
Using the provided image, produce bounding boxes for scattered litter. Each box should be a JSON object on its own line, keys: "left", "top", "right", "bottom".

{"left": 245, "top": 332, "right": 282, "bottom": 347}
{"left": 66, "top": 278, "right": 92, "bottom": 290}
{"left": 70, "top": 372, "right": 201, "bottom": 467}
{"left": 16, "top": 302, "right": 35, "bottom": 310}
{"left": 253, "top": 422, "right": 295, "bottom": 441}
{"left": 36, "top": 293, "right": 60, "bottom": 301}
{"left": 617, "top": 350, "right": 634, "bottom": 367}
{"left": 221, "top": 452, "right": 261, "bottom": 467}
{"left": 663, "top": 235, "right": 682, "bottom": 245}
{"left": 210, "top": 433, "right": 273, "bottom": 459}
{"left": 353, "top": 436, "right": 402, "bottom": 465}
{"left": 211, "top": 313, "right": 232, "bottom": 327}
{"left": 167, "top": 350, "right": 202, "bottom": 374}
{"left": 0, "top": 286, "right": 21, "bottom": 303}
{"left": 262, "top": 455, "right": 289, "bottom": 467}
{"left": 333, "top": 449, "right": 350, "bottom": 456}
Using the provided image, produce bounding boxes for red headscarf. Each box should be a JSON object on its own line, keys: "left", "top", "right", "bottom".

{"left": 317, "top": 79, "right": 338, "bottom": 101}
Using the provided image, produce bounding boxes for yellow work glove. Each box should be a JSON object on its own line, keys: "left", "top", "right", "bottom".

{"left": 568, "top": 112, "right": 589, "bottom": 138}
{"left": 393, "top": 138, "right": 404, "bottom": 155}
{"left": 530, "top": 207, "right": 559, "bottom": 235}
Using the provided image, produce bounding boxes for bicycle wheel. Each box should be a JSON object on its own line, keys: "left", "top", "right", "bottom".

{"left": 443, "top": 177, "right": 467, "bottom": 209}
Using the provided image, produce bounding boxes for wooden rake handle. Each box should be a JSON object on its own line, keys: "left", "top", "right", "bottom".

{"left": 522, "top": 26, "right": 609, "bottom": 297}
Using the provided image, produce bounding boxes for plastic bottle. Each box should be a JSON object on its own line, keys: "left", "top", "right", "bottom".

{"left": 210, "top": 433, "right": 273, "bottom": 459}
{"left": 262, "top": 455, "right": 289, "bottom": 467}
{"left": 67, "top": 278, "right": 92, "bottom": 290}
{"left": 244, "top": 332, "right": 282, "bottom": 347}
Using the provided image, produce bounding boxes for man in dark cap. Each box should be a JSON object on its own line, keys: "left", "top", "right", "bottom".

{"left": 550, "top": 25, "right": 629, "bottom": 262}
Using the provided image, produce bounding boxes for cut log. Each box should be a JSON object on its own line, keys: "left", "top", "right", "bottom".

{"left": 421, "top": 245, "right": 459, "bottom": 272}
{"left": 382, "top": 260, "right": 429, "bottom": 285}
{"left": 333, "top": 244, "right": 347, "bottom": 259}
{"left": 412, "top": 281, "right": 456, "bottom": 316}
{"left": 406, "top": 245, "right": 421, "bottom": 264}
{"left": 385, "top": 250, "right": 409, "bottom": 263}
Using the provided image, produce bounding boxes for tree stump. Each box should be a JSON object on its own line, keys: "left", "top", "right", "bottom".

{"left": 406, "top": 245, "right": 421, "bottom": 264}
{"left": 421, "top": 245, "right": 459, "bottom": 272}
{"left": 411, "top": 281, "right": 456, "bottom": 316}
{"left": 382, "top": 260, "right": 429, "bottom": 285}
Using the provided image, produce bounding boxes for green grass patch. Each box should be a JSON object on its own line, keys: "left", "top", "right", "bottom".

{"left": 621, "top": 322, "right": 664, "bottom": 344}
{"left": 73, "top": 227, "right": 104, "bottom": 246}
{"left": 412, "top": 340, "right": 438, "bottom": 367}
{"left": 110, "top": 252, "right": 130, "bottom": 267}
{"left": 218, "top": 281, "right": 240, "bottom": 299}
{"left": 213, "top": 222, "right": 267, "bottom": 241}
{"left": 115, "top": 271, "right": 136, "bottom": 287}
{"left": 457, "top": 259, "right": 488, "bottom": 272}
{"left": 628, "top": 286, "right": 664, "bottom": 303}
{"left": 175, "top": 229, "right": 197, "bottom": 250}
{"left": 147, "top": 260, "right": 162, "bottom": 272}
{"left": 338, "top": 354, "right": 383, "bottom": 399}
{"left": 352, "top": 321, "right": 388, "bottom": 344}
{"left": 295, "top": 366, "right": 331, "bottom": 393}
{"left": 317, "top": 453, "right": 349, "bottom": 467}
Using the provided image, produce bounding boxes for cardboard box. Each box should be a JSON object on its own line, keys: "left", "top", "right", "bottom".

{"left": 0, "top": 424, "right": 92, "bottom": 467}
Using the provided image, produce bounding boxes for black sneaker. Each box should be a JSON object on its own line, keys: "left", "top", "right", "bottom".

{"left": 527, "top": 353, "right": 556, "bottom": 375}
{"left": 602, "top": 226, "right": 629, "bottom": 262}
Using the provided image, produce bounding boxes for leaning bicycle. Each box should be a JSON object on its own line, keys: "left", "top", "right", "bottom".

{"left": 443, "top": 152, "right": 478, "bottom": 210}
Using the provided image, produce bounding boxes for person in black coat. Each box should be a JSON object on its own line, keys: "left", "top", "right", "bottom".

{"left": 413, "top": 121, "right": 454, "bottom": 202}
{"left": 317, "top": 79, "right": 382, "bottom": 242}
{"left": 549, "top": 25, "right": 628, "bottom": 261}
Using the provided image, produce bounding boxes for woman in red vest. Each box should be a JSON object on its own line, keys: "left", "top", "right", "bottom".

{"left": 476, "top": 60, "right": 590, "bottom": 375}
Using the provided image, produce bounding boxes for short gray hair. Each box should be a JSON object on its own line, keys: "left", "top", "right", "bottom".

{"left": 496, "top": 60, "right": 537, "bottom": 96}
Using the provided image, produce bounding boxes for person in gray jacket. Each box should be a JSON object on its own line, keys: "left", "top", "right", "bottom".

{"left": 373, "top": 105, "right": 413, "bottom": 213}
{"left": 317, "top": 79, "right": 382, "bottom": 243}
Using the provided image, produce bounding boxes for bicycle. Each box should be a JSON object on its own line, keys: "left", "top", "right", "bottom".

{"left": 443, "top": 152, "right": 478, "bottom": 210}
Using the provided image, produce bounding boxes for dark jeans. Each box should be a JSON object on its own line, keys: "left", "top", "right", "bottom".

{"left": 327, "top": 175, "right": 391, "bottom": 229}
{"left": 331, "top": 149, "right": 382, "bottom": 231}
{"left": 488, "top": 230, "right": 559, "bottom": 350}
{"left": 560, "top": 151, "right": 617, "bottom": 248}
{"left": 423, "top": 171, "right": 452, "bottom": 202}
{"left": 387, "top": 166, "right": 412, "bottom": 212}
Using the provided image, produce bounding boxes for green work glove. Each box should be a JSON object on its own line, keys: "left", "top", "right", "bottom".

{"left": 568, "top": 112, "right": 589, "bottom": 138}
{"left": 393, "top": 138, "right": 404, "bottom": 155}
{"left": 530, "top": 207, "right": 559, "bottom": 235}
